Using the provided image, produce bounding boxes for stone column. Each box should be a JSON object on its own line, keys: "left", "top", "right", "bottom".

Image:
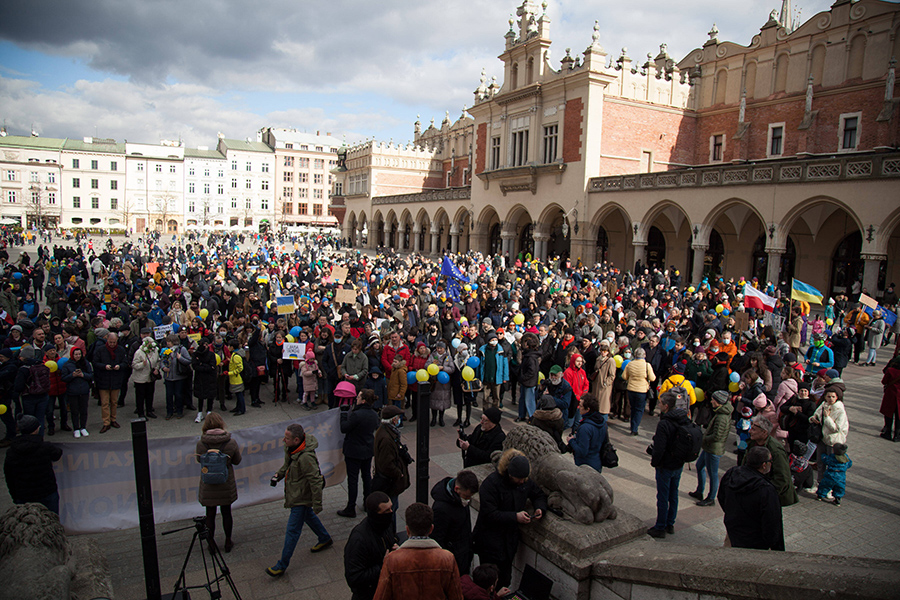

{"left": 450, "top": 226, "right": 460, "bottom": 254}
{"left": 412, "top": 225, "right": 421, "bottom": 253}
{"left": 430, "top": 229, "right": 440, "bottom": 256}
{"left": 501, "top": 232, "right": 516, "bottom": 258}
{"left": 691, "top": 244, "right": 708, "bottom": 284}
{"left": 382, "top": 222, "right": 391, "bottom": 249}
{"left": 632, "top": 241, "right": 648, "bottom": 271}
{"left": 533, "top": 233, "right": 549, "bottom": 263}
{"left": 765, "top": 248, "right": 784, "bottom": 285}
{"left": 862, "top": 254, "right": 886, "bottom": 296}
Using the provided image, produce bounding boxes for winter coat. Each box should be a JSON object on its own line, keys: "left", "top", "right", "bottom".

{"left": 344, "top": 516, "right": 397, "bottom": 600}
{"left": 471, "top": 463, "right": 548, "bottom": 565}
{"left": 131, "top": 345, "right": 160, "bottom": 384}
{"left": 428, "top": 351, "right": 455, "bottom": 411}
{"left": 539, "top": 377, "right": 574, "bottom": 415}
{"left": 658, "top": 374, "right": 696, "bottom": 406}
{"left": 59, "top": 358, "right": 94, "bottom": 396}
{"left": 594, "top": 355, "right": 616, "bottom": 414}
{"left": 342, "top": 350, "right": 369, "bottom": 388}
{"left": 192, "top": 346, "right": 217, "bottom": 399}
{"left": 477, "top": 343, "right": 509, "bottom": 385}
{"left": 623, "top": 358, "right": 655, "bottom": 393}
{"left": 228, "top": 351, "right": 244, "bottom": 389}
{"left": 372, "top": 538, "right": 463, "bottom": 600}
{"left": 880, "top": 364, "right": 900, "bottom": 419}
{"left": 568, "top": 411, "right": 607, "bottom": 472}
{"left": 373, "top": 424, "right": 411, "bottom": 497}
{"left": 532, "top": 407, "right": 565, "bottom": 452}
{"left": 519, "top": 349, "right": 541, "bottom": 388}
{"left": 431, "top": 476, "right": 474, "bottom": 576}
{"left": 866, "top": 317, "right": 885, "bottom": 350}
{"left": 3, "top": 434, "right": 62, "bottom": 503}
{"left": 563, "top": 356, "right": 590, "bottom": 403}
{"left": 91, "top": 343, "right": 128, "bottom": 390}
{"left": 300, "top": 359, "right": 319, "bottom": 393}
{"left": 386, "top": 359, "right": 407, "bottom": 404}
{"left": 381, "top": 343, "right": 411, "bottom": 377}
{"left": 745, "top": 435, "right": 798, "bottom": 507}
{"left": 163, "top": 345, "right": 192, "bottom": 382}
{"left": 462, "top": 424, "right": 506, "bottom": 468}
{"left": 702, "top": 400, "right": 733, "bottom": 456}
{"left": 717, "top": 465, "right": 785, "bottom": 551}
{"left": 772, "top": 378, "right": 798, "bottom": 412}
{"left": 276, "top": 434, "right": 324, "bottom": 511}
{"left": 650, "top": 408, "right": 691, "bottom": 470}
{"left": 812, "top": 400, "right": 849, "bottom": 447}
{"left": 195, "top": 429, "right": 242, "bottom": 507}
{"left": 341, "top": 404, "right": 380, "bottom": 461}
{"left": 46, "top": 358, "right": 66, "bottom": 396}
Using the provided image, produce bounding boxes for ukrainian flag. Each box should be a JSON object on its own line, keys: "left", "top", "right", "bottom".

{"left": 791, "top": 279, "right": 824, "bottom": 304}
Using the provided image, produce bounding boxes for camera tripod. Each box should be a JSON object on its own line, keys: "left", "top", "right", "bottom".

{"left": 161, "top": 516, "right": 243, "bottom": 600}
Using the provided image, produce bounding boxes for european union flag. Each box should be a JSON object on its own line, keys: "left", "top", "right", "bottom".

{"left": 441, "top": 256, "right": 468, "bottom": 302}
{"left": 864, "top": 305, "right": 898, "bottom": 328}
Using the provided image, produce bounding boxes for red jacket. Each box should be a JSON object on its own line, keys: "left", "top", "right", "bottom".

{"left": 564, "top": 354, "right": 590, "bottom": 402}
{"left": 381, "top": 343, "right": 412, "bottom": 377}
{"left": 46, "top": 358, "right": 66, "bottom": 396}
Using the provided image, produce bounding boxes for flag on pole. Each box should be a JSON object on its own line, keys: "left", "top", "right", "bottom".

{"left": 863, "top": 304, "right": 897, "bottom": 328}
{"left": 743, "top": 284, "right": 776, "bottom": 313}
{"left": 790, "top": 279, "right": 824, "bottom": 304}
{"left": 441, "top": 256, "right": 469, "bottom": 302}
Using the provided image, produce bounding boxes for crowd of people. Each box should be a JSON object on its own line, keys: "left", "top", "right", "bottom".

{"left": 1, "top": 228, "right": 898, "bottom": 598}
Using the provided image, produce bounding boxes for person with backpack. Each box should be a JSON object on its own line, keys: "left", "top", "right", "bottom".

{"left": 689, "top": 390, "right": 733, "bottom": 507}
{"left": 13, "top": 345, "right": 51, "bottom": 437}
{"left": 196, "top": 412, "right": 242, "bottom": 553}
{"left": 646, "top": 387, "right": 701, "bottom": 539}
{"left": 92, "top": 332, "right": 127, "bottom": 433}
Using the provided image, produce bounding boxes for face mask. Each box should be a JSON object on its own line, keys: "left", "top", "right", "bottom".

{"left": 489, "top": 340, "right": 498, "bottom": 346}
{"left": 814, "top": 340, "right": 824, "bottom": 348}
{"left": 624, "top": 353, "right": 632, "bottom": 359}
{"left": 334, "top": 337, "right": 342, "bottom": 343}
{"left": 693, "top": 341, "right": 700, "bottom": 347}
{"left": 368, "top": 511, "right": 393, "bottom": 532}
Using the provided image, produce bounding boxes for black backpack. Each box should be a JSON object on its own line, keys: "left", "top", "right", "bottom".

{"left": 672, "top": 420, "right": 703, "bottom": 463}
{"left": 199, "top": 448, "right": 229, "bottom": 485}
{"left": 26, "top": 363, "right": 51, "bottom": 396}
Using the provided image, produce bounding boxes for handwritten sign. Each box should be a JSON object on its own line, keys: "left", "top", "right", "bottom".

{"left": 188, "top": 333, "right": 202, "bottom": 342}
{"left": 733, "top": 311, "right": 749, "bottom": 332}
{"left": 334, "top": 288, "right": 356, "bottom": 305}
{"left": 282, "top": 342, "right": 305, "bottom": 360}
{"left": 153, "top": 324, "right": 173, "bottom": 340}
{"left": 331, "top": 266, "right": 348, "bottom": 284}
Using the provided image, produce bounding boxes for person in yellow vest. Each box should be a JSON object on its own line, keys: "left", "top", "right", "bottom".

{"left": 658, "top": 361, "right": 697, "bottom": 409}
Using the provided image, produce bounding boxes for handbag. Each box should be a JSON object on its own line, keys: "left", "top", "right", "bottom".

{"left": 256, "top": 365, "right": 267, "bottom": 377}
{"left": 600, "top": 438, "right": 619, "bottom": 468}
{"left": 808, "top": 420, "right": 823, "bottom": 444}
{"left": 463, "top": 378, "right": 483, "bottom": 393}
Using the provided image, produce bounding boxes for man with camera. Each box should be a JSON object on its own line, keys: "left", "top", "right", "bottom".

{"left": 459, "top": 407, "right": 506, "bottom": 468}
{"left": 266, "top": 423, "right": 333, "bottom": 577}
{"left": 338, "top": 389, "right": 381, "bottom": 518}
{"left": 372, "top": 405, "right": 412, "bottom": 535}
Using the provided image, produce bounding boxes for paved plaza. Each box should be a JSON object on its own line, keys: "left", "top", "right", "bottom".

{"left": 0, "top": 238, "right": 898, "bottom": 599}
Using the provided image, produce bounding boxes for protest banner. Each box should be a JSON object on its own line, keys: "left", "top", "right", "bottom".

{"left": 276, "top": 295, "right": 295, "bottom": 315}
{"left": 54, "top": 409, "right": 345, "bottom": 534}
{"left": 282, "top": 342, "right": 305, "bottom": 360}
{"left": 331, "top": 266, "right": 348, "bottom": 283}
{"left": 733, "top": 311, "right": 749, "bottom": 332}
{"left": 334, "top": 288, "right": 356, "bottom": 305}
{"left": 859, "top": 293, "right": 878, "bottom": 310}
{"left": 153, "top": 324, "right": 173, "bottom": 340}
{"left": 188, "top": 333, "right": 202, "bottom": 342}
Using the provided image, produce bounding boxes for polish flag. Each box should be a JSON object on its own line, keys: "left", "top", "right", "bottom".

{"left": 743, "top": 284, "right": 776, "bottom": 313}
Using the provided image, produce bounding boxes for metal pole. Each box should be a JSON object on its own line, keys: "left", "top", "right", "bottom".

{"left": 132, "top": 418, "right": 161, "bottom": 600}
{"left": 415, "top": 381, "right": 431, "bottom": 504}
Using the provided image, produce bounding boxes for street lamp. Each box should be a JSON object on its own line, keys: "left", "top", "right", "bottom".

{"left": 560, "top": 201, "right": 578, "bottom": 237}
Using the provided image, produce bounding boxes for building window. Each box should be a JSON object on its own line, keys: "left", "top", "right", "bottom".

{"left": 314, "top": 159, "right": 324, "bottom": 169}
{"left": 245, "top": 199, "right": 252, "bottom": 209}
{"left": 231, "top": 178, "right": 238, "bottom": 189}
{"left": 46, "top": 192, "right": 56, "bottom": 205}
{"left": 301, "top": 145, "right": 308, "bottom": 151}
{"left": 315, "top": 146, "right": 323, "bottom": 152}
{"left": 299, "top": 157, "right": 309, "bottom": 168}
{"left": 189, "top": 183, "right": 196, "bottom": 194}
{"left": 91, "top": 179, "right": 99, "bottom": 189}
{"left": 188, "top": 201, "right": 195, "bottom": 213}
{"left": 245, "top": 180, "right": 252, "bottom": 189}
{"left": 299, "top": 188, "right": 308, "bottom": 198}
{"left": 155, "top": 164, "right": 162, "bottom": 173}
{"left": 284, "top": 202, "right": 293, "bottom": 214}
{"left": 110, "top": 161, "right": 117, "bottom": 171}
{"left": 334, "top": 182, "right": 343, "bottom": 196}
{"left": 218, "top": 169, "right": 224, "bottom": 177}
{"left": 283, "top": 187, "right": 293, "bottom": 198}
{"left": 231, "top": 198, "right": 237, "bottom": 209}
{"left": 203, "top": 168, "right": 210, "bottom": 177}
{"left": 710, "top": 134, "right": 724, "bottom": 162}
{"left": 110, "top": 198, "right": 118, "bottom": 210}
{"left": 299, "top": 203, "right": 308, "bottom": 215}
{"left": 218, "top": 205, "right": 223, "bottom": 214}
{"left": 31, "top": 190, "right": 40, "bottom": 204}
{"left": 4, "top": 170, "right": 14, "bottom": 181}
{"left": 261, "top": 199, "right": 268, "bottom": 210}
{"left": 314, "top": 189, "right": 323, "bottom": 199}
{"left": 642, "top": 150, "right": 653, "bottom": 173}
{"left": 170, "top": 165, "right": 176, "bottom": 174}
{"left": 313, "top": 204, "right": 322, "bottom": 216}
{"left": 446, "top": 171, "right": 452, "bottom": 187}
{"left": 73, "top": 178, "right": 80, "bottom": 188}
{"left": 203, "top": 183, "right": 210, "bottom": 194}
{"left": 30, "top": 171, "right": 39, "bottom": 183}
{"left": 261, "top": 180, "right": 269, "bottom": 190}
{"left": 839, "top": 113, "right": 860, "bottom": 151}
{"left": 313, "top": 173, "right": 323, "bottom": 184}
{"left": 72, "top": 159, "right": 80, "bottom": 169}
{"left": 509, "top": 116, "right": 530, "bottom": 167}
{"left": 48, "top": 173, "right": 55, "bottom": 183}
{"left": 284, "top": 156, "right": 294, "bottom": 167}
{"left": 262, "top": 163, "right": 269, "bottom": 173}
{"left": 285, "top": 143, "right": 293, "bottom": 149}
{"left": 767, "top": 124, "right": 784, "bottom": 157}
{"left": 298, "top": 173, "right": 308, "bottom": 183}
{"left": 91, "top": 160, "right": 99, "bottom": 170}
{"left": 218, "top": 184, "right": 224, "bottom": 195}
{"left": 284, "top": 172, "right": 293, "bottom": 182}
{"left": 111, "top": 180, "right": 118, "bottom": 190}
{"left": 245, "top": 162, "right": 251, "bottom": 171}
{"left": 231, "top": 160, "right": 237, "bottom": 171}
{"left": 542, "top": 124, "right": 558, "bottom": 164}
{"left": 72, "top": 196, "right": 80, "bottom": 208}
{"left": 91, "top": 197, "right": 99, "bottom": 209}
{"left": 137, "top": 163, "right": 144, "bottom": 172}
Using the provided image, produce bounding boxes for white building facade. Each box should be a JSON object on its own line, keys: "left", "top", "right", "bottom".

{"left": 124, "top": 142, "right": 185, "bottom": 234}
{"left": 0, "top": 136, "right": 64, "bottom": 228}
{"left": 60, "top": 138, "right": 126, "bottom": 230}
{"left": 184, "top": 147, "right": 228, "bottom": 229}
{"left": 215, "top": 137, "right": 275, "bottom": 231}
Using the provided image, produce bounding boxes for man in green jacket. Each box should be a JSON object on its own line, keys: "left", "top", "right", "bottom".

{"left": 745, "top": 416, "right": 799, "bottom": 507}
{"left": 266, "top": 423, "right": 333, "bottom": 577}
{"left": 689, "top": 390, "right": 733, "bottom": 506}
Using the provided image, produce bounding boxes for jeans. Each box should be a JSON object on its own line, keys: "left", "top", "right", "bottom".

{"left": 165, "top": 379, "right": 184, "bottom": 416}
{"left": 275, "top": 506, "right": 331, "bottom": 570}
{"left": 67, "top": 393, "right": 89, "bottom": 430}
{"left": 344, "top": 456, "right": 372, "bottom": 509}
{"left": 519, "top": 385, "right": 536, "bottom": 420}
{"left": 655, "top": 467, "right": 683, "bottom": 529}
{"left": 866, "top": 347, "right": 877, "bottom": 364}
{"left": 134, "top": 381, "right": 155, "bottom": 416}
{"left": 46, "top": 394, "right": 68, "bottom": 428}
{"left": 21, "top": 394, "right": 49, "bottom": 437}
{"left": 695, "top": 451, "right": 721, "bottom": 500}
{"left": 628, "top": 391, "right": 647, "bottom": 433}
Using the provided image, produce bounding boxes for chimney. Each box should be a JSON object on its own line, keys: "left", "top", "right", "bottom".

{"left": 316, "top": 131, "right": 320, "bottom": 136}
{"left": 84, "top": 137, "right": 93, "bottom": 144}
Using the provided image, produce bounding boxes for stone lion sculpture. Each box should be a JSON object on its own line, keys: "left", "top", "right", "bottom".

{"left": 0, "top": 504, "right": 111, "bottom": 600}
{"left": 494, "top": 423, "right": 617, "bottom": 525}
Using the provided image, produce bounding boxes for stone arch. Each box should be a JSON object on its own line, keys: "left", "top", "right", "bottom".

{"left": 345, "top": 211, "right": 357, "bottom": 246}
{"left": 590, "top": 203, "right": 633, "bottom": 268}
{"left": 779, "top": 196, "right": 863, "bottom": 245}
{"left": 399, "top": 208, "right": 414, "bottom": 251}
{"left": 415, "top": 207, "right": 432, "bottom": 253}
{"left": 372, "top": 209, "right": 385, "bottom": 248}
{"left": 877, "top": 205, "right": 900, "bottom": 256}
{"left": 385, "top": 209, "right": 400, "bottom": 249}
{"left": 638, "top": 200, "right": 693, "bottom": 274}
{"left": 433, "top": 207, "right": 452, "bottom": 253}
{"left": 743, "top": 60, "right": 757, "bottom": 99}
{"left": 774, "top": 52, "right": 789, "bottom": 93}
{"left": 847, "top": 34, "right": 866, "bottom": 80}
{"left": 475, "top": 205, "right": 501, "bottom": 255}
{"left": 503, "top": 204, "right": 535, "bottom": 258}
{"left": 714, "top": 68, "right": 728, "bottom": 104}
{"left": 809, "top": 43, "right": 827, "bottom": 86}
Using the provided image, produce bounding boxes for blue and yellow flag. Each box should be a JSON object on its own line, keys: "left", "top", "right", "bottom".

{"left": 791, "top": 279, "right": 824, "bottom": 305}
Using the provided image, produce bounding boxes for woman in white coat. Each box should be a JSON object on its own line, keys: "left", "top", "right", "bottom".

{"left": 810, "top": 388, "right": 849, "bottom": 483}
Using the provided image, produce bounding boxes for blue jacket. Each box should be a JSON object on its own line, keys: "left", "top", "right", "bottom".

{"left": 539, "top": 378, "right": 574, "bottom": 414}
{"left": 477, "top": 344, "right": 509, "bottom": 385}
{"left": 568, "top": 411, "right": 607, "bottom": 472}
{"left": 805, "top": 345, "right": 834, "bottom": 370}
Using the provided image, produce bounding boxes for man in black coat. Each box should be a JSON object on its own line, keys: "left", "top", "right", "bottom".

{"left": 3, "top": 415, "right": 63, "bottom": 514}
{"left": 191, "top": 340, "right": 218, "bottom": 422}
{"left": 830, "top": 328, "right": 853, "bottom": 376}
{"left": 431, "top": 470, "right": 479, "bottom": 576}
{"left": 92, "top": 331, "right": 128, "bottom": 433}
{"left": 471, "top": 451, "right": 548, "bottom": 588}
{"left": 343, "top": 491, "right": 397, "bottom": 600}
{"left": 717, "top": 445, "right": 785, "bottom": 551}
{"left": 338, "top": 389, "right": 381, "bottom": 518}
{"left": 647, "top": 389, "right": 692, "bottom": 539}
{"left": 460, "top": 407, "right": 506, "bottom": 468}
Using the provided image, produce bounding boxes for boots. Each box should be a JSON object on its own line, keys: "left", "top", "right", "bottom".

{"left": 438, "top": 411, "right": 445, "bottom": 427}
{"left": 452, "top": 405, "right": 462, "bottom": 428}
{"left": 463, "top": 404, "right": 471, "bottom": 428}
{"left": 430, "top": 410, "right": 437, "bottom": 427}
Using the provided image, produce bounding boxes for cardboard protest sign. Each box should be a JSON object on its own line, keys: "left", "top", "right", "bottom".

{"left": 282, "top": 342, "right": 305, "bottom": 360}
{"left": 153, "top": 324, "right": 173, "bottom": 340}
{"left": 334, "top": 288, "right": 356, "bottom": 305}
{"left": 331, "top": 266, "right": 348, "bottom": 283}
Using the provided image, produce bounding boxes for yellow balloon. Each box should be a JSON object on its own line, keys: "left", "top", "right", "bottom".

{"left": 46, "top": 360, "right": 58, "bottom": 373}
{"left": 826, "top": 318, "right": 834, "bottom": 326}
{"left": 199, "top": 308, "right": 209, "bottom": 320}
{"left": 0, "top": 404, "right": 7, "bottom": 415}
{"left": 538, "top": 372, "right": 545, "bottom": 382}
{"left": 416, "top": 369, "right": 429, "bottom": 382}
{"left": 695, "top": 388, "right": 705, "bottom": 403}
{"left": 688, "top": 286, "right": 695, "bottom": 293}
{"left": 215, "top": 354, "right": 222, "bottom": 365}
{"left": 513, "top": 313, "right": 525, "bottom": 325}
{"left": 286, "top": 334, "right": 295, "bottom": 343}
{"left": 729, "top": 381, "right": 740, "bottom": 393}
{"left": 427, "top": 363, "right": 440, "bottom": 377}
{"left": 462, "top": 366, "right": 475, "bottom": 381}
{"left": 716, "top": 304, "right": 724, "bottom": 313}
{"left": 464, "top": 285, "right": 471, "bottom": 292}
{"left": 614, "top": 355, "right": 623, "bottom": 368}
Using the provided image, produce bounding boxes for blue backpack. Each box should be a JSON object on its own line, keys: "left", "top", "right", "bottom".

{"left": 199, "top": 449, "right": 229, "bottom": 485}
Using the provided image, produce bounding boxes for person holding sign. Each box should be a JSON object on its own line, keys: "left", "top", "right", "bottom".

{"left": 268, "top": 331, "right": 292, "bottom": 404}
{"left": 341, "top": 338, "right": 369, "bottom": 394}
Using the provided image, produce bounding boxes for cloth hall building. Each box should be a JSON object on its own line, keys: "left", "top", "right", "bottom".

{"left": 336, "top": 0, "right": 900, "bottom": 298}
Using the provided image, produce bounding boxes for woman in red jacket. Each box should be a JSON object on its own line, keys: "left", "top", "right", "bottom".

{"left": 880, "top": 354, "right": 900, "bottom": 441}
{"left": 564, "top": 353, "right": 590, "bottom": 427}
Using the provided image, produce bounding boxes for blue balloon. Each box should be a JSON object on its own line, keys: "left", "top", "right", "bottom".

{"left": 407, "top": 371, "right": 417, "bottom": 385}
{"left": 12, "top": 272, "right": 23, "bottom": 279}
{"left": 467, "top": 356, "right": 480, "bottom": 369}
{"left": 290, "top": 326, "right": 302, "bottom": 338}
{"left": 729, "top": 371, "right": 740, "bottom": 383}
{"left": 58, "top": 357, "right": 69, "bottom": 367}
{"left": 622, "top": 359, "right": 631, "bottom": 368}
{"left": 172, "top": 323, "right": 180, "bottom": 333}
{"left": 437, "top": 371, "right": 450, "bottom": 385}
{"left": 451, "top": 338, "right": 461, "bottom": 348}
{"left": 471, "top": 283, "right": 479, "bottom": 290}
{"left": 722, "top": 309, "right": 730, "bottom": 316}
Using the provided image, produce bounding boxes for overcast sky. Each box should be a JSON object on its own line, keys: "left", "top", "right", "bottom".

{"left": 0, "top": 0, "right": 848, "bottom": 148}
